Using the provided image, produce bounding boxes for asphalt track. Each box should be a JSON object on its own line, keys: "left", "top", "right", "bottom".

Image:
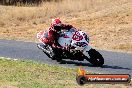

{"left": 0, "top": 39, "right": 132, "bottom": 76}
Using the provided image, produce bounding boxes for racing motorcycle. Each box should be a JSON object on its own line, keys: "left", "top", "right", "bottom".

{"left": 37, "top": 28, "right": 104, "bottom": 67}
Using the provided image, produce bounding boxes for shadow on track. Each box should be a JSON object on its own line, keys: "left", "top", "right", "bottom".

{"left": 60, "top": 60, "right": 131, "bottom": 70}
{"left": 102, "top": 65, "right": 131, "bottom": 70}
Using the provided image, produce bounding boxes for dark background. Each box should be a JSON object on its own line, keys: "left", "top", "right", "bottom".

{"left": 0, "top": 0, "right": 62, "bottom": 5}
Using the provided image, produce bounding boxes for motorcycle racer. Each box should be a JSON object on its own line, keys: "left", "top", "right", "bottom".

{"left": 37, "top": 18, "right": 76, "bottom": 59}
{"left": 38, "top": 18, "right": 75, "bottom": 48}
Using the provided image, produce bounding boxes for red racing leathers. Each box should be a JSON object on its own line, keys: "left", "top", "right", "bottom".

{"left": 37, "top": 24, "right": 74, "bottom": 49}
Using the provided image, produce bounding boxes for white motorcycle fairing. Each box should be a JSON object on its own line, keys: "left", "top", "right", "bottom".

{"left": 58, "top": 29, "right": 92, "bottom": 58}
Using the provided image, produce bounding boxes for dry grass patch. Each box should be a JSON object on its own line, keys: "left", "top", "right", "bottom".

{"left": 0, "top": 0, "right": 132, "bottom": 52}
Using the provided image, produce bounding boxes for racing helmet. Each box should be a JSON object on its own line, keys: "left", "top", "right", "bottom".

{"left": 51, "top": 18, "right": 62, "bottom": 31}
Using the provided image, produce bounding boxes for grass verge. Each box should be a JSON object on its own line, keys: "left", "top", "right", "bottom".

{"left": 0, "top": 57, "right": 132, "bottom": 88}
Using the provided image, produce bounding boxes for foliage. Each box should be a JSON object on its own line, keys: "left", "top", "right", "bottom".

{"left": 0, "top": 0, "right": 62, "bottom": 6}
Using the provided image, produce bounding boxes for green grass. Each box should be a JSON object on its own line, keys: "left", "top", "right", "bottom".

{"left": 0, "top": 57, "right": 131, "bottom": 88}
{"left": 0, "top": 57, "right": 77, "bottom": 88}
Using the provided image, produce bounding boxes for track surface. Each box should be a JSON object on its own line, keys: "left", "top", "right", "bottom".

{"left": 0, "top": 39, "right": 132, "bottom": 76}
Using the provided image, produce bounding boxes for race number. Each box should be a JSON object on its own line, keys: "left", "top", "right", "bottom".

{"left": 72, "top": 31, "right": 83, "bottom": 41}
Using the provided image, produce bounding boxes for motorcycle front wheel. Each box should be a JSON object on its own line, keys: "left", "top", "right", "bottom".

{"left": 86, "top": 49, "right": 104, "bottom": 67}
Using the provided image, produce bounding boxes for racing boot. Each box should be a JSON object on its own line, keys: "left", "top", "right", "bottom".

{"left": 37, "top": 44, "right": 49, "bottom": 53}
{"left": 37, "top": 44, "right": 56, "bottom": 60}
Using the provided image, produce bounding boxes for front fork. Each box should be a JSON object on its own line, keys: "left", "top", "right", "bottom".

{"left": 82, "top": 45, "right": 92, "bottom": 58}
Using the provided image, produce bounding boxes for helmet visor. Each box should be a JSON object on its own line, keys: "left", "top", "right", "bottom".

{"left": 54, "top": 26, "right": 62, "bottom": 31}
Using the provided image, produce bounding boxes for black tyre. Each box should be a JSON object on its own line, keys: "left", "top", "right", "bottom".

{"left": 76, "top": 75, "right": 87, "bottom": 85}
{"left": 87, "top": 49, "right": 104, "bottom": 67}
